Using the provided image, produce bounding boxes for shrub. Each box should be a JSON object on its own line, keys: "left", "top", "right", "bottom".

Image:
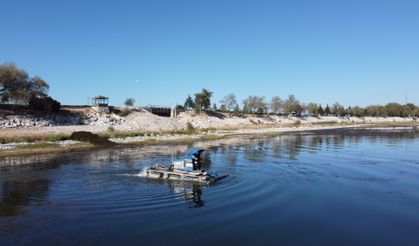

{"left": 186, "top": 122, "right": 195, "bottom": 134}
{"left": 118, "top": 108, "right": 132, "bottom": 117}
{"left": 249, "top": 119, "right": 258, "bottom": 125}
{"left": 29, "top": 96, "right": 61, "bottom": 112}
{"left": 70, "top": 131, "right": 114, "bottom": 145}
{"left": 107, "top": 126, "right": 115, "bottom": 132}
{"left": 294, "top": 120, "right": 301, "bottom": 126}
{"left": 18, "top": 143, "right": 60, "bottom": 149}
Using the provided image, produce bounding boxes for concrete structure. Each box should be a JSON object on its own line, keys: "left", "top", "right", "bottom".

{"left": 144, "top": 106, "right": 172, "bottom": 117}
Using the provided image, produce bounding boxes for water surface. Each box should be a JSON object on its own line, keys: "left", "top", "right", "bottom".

{"left": 1, "top": 128, "right": 419, "bottom": 245}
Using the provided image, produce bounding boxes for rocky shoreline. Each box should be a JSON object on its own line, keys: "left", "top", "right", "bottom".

{"left": 0, "top": 108, "right": 124, "bottom": 128}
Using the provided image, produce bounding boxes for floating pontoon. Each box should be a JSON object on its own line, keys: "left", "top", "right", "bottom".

{"left": 145, "top": 148, "right": 227, "bottom": 184}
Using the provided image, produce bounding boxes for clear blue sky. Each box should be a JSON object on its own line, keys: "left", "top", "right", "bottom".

{"left": 1, "top": 0, "right": 418, "bottom": 107}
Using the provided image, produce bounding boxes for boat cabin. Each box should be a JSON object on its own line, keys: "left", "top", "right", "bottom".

{"left": 173, "top": 148, "right": 205, "bottom": 171}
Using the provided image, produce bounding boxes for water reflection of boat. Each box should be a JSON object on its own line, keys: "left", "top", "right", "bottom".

{"left": 145, "top": 148, "right": 228, "bottom": 184}
{"left": 170, "top": 182, "right": 205, "bottom": 208}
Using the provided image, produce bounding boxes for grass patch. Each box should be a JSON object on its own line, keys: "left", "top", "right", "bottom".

{"left": 165, "top": 130, "right": 190, "bottom": 135}
{"left": 312, "top": 121, "right": 338, "bottom": 126}
{"left": 0, "top": 142, "right": 95, "bottom": 158}
{"left": 199, "top": 134, "right": 222, "bottom": 140}
{"left": 18, "top": 142, "right": 61, "bottom": 149}
{"left": 141, "top": 138, "right": 160, "bottom": 144}
{"left": 261, "top": 131, "right": 284, "bottom": 137}
{"left": 0, "top": 134, "right": 70, "bottom": 144}
{"left": 186, "top": 122, "right": 196, "bottom": 134}
{"left": 101, "top": 130, "right": 144, "bottom": 139}
{"left": 201, "top": 127, "right": 218, "bottom": 132}
{"left": 41, "top": 134, "right": 70, "bottom": 142}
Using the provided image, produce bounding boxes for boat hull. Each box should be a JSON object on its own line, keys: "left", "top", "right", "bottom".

{"left": 145, "top": 168, "right": 227, "bottom": 184}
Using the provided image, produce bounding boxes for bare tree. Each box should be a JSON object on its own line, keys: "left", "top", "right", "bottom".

{"left": 270, "top": 96, "right": 283, "bottom": 115}
{"left": 243, "top": 96, "right": 267, "bottom": 114}
{"left": 220, "top": 93, "right": 238, "bottom": 115}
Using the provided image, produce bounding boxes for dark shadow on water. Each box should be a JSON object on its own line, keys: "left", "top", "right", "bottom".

{"left": 0, "top": 179, "right": 50, "bottom": 217}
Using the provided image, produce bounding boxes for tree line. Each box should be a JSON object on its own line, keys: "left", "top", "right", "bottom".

{"left": 2, "top": 62, "right": 417, "bottom": 117}
{"left": 179, "top": 90, "right": 419, "bottom": 117}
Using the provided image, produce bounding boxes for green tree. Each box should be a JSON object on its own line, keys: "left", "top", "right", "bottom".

{"left": 385, "top": 103, "right": 403, "bottom": 117}
{"left": 283, "top": 95, "right": 303, "bottom": 116}
{"left": 124, "top": 97, "right": 135, "bottom": 106}
{"left": 324, "top": 104, "right": 331, "bottom": 115}
{"left": 318, "top": 105, "right": 325, "bottom": 116}
{"left": 405, "top": 103, "right": 416, "bottom": 117}
{"left": 255, "top": 97, "right": 268, "bottom": 114}
{"left": 349, "top": 106, "right": 365, "bottom": 117}
{"left": 243, "top": 96, "right": 267, "bottom": 114}
{"left": 0, "top": 63, "right": 49, "bottom": 103}
{"left": 306, "top": 103, "right": 319, "bottom": 116}
{"left": 234, "top": 105, "right": 241, "bottom": 114}
{"left": 331, "top": 102, "right": 345, "bottom": 116}
{"left": 366, "top": 105, "right": 385, "bottom": 117}
{"left": 184, "top": 95, "right": 195, "bottom": 109}
{"left": 194, "top": 89, "right": 213, "bottom": 113}
{"left": 415, "top": 106, "right": 419, "bottom": 117}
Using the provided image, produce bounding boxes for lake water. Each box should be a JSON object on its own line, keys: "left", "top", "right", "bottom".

{"left": 1, "top": 127, "right": 419, "bottom": 245}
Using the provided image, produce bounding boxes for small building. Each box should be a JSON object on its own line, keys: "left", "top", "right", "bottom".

{"left": 92, "top": 95, "right": 109, "bottom": 113}
{"left": 92, "top": 96, "right": 109, "bottom": 107}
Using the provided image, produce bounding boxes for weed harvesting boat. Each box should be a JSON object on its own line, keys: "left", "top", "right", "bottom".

{"left": 145, "top": 148, "right": 227, "bottom": 184}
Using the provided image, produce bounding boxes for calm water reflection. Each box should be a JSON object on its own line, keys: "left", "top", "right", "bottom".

{"left": 1, "top": 127, "right": 419, "bottom": 245}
